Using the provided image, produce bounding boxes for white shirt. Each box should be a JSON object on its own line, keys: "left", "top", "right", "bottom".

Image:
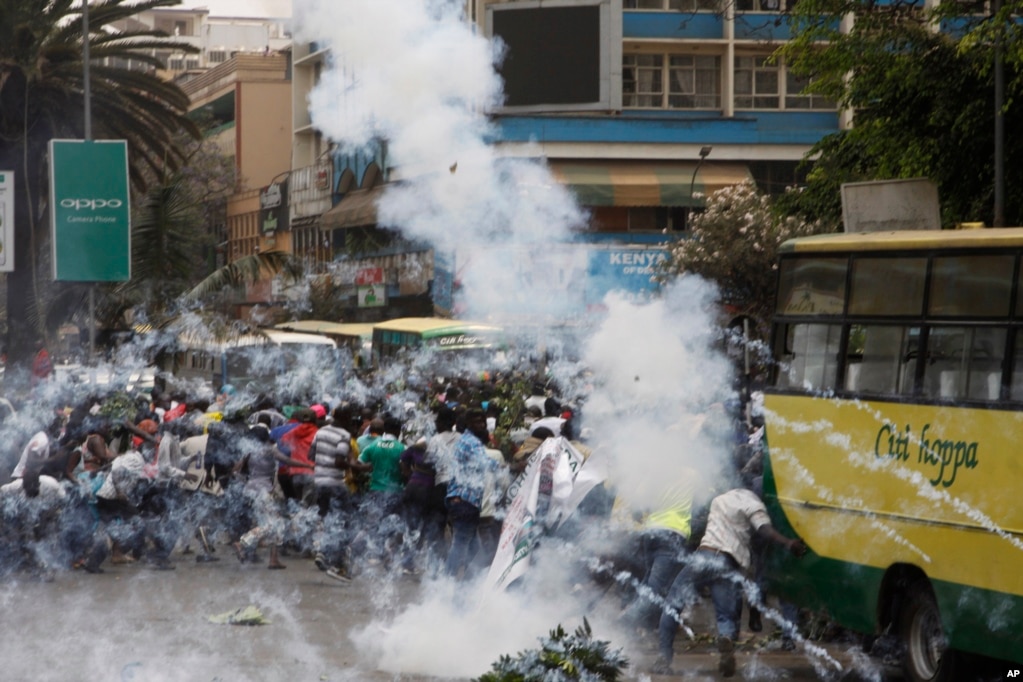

{"left": 529, "top": 416, "right": 565, "bottom": 437}
{"left": 11, "top": 431, "right": 50, "bottom": 479}
{"left": 0, "top": 475, "right": 66, "bottom": 500}
{"left": 427, "top": 430, "right": 460, "bottom": 485}
{"left": 699, "top": 488, "right": 771, "bottom": 572}
{"left": 96, "top": 451, "right": 148, "bottom": 500}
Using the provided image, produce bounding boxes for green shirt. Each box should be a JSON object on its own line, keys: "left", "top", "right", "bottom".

{"left": 358, "top": 435, "right": 405, "bottom": 493}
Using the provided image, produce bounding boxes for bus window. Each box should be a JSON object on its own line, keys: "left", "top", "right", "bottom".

{"left": 774, "top": 322, "right": 841, "bottom": 391}
{"left": 849, "top": 257, "right": 926, "bottom": 316}
{"left": 844, "top": 324, "right": 918, "bottom": 396}
{"left": 923, "top": 326, "right": 1006, "bottom": 401}
{"left": 930, "top": 255, "right": 1014, "bottom": 318}
{"left": 776, "top": 257, "right": 847, "bottom": 315}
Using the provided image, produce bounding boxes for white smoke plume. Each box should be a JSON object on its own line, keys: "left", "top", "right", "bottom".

{"left": 294, "top": 0, "right": 587, "bottom": 320}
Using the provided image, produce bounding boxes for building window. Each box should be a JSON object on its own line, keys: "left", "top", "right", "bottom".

{"left": 623, "top": 54, "right": 662, "bottom": 107}
{"left": 208, "top": 50, "right": 227, "bottom": 64}
{"left": 625, "top": 0, "right": 718, "bottom": 9}
{"left": 735, "top": 55, "right": 779, "bottom": 109}
{"left": 735, "top": 0, "right": 784, "bottom": 10}
{"left": 624, "top": 54, "right": 721, "bottom": 109}
{"left": 785, "top": 71, "right": 836, "bottom": 110}
{"left": 168, "top": 56, "right": 185, "bottom": 71}
{"left": 668, "top": 55, "right": 721, "bottom": 108}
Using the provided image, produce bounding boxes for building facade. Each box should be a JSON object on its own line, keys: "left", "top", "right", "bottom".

{"left": 296, "top": 0, "right": 839, "bottom": 323}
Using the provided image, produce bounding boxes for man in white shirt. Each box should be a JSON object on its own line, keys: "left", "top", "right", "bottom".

{"left": 1, "top": 464, "right": 67, "bottom": 580}
{"left": 653, "top": 487, "right": 806, "bottom": 677}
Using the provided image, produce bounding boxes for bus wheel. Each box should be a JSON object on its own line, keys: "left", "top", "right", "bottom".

{"left": 898, "top": 582, "right": 957, "bottom": 682}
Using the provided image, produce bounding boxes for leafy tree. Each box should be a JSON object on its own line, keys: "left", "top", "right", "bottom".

{"left": 778, "top": 0, "right": 1023, "bottom": 227}
{"left": 0, "top": 0, "right": 198, "bottom": 371}
{"left": 661, "top": 181, "right": 828, "bottom": 335}
{"left": 97, "top": 120, "right": 235, "bottom": 331}
{"left": 476, "top": 619, "right": 629, "bottom": 682}
{"left": 182, "top": 250, "right": 304, "bottom": 303}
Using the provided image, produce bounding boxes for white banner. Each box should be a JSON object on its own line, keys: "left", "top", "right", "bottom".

{"left": 484, "top": 437, "right": 606, "bottom": 592}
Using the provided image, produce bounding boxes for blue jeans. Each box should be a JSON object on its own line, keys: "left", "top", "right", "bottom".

{"left": 622, "top": 530, "right": 688, "bottom": 629}
{"left": 658, "top": 548, "right": 743, "bottom": 663}
{"left": 445, "top": 498, "right": 481, "bottom": 579}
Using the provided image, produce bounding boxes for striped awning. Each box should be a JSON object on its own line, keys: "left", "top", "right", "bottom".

{"left": 548, "top": 160, "right": 752, "bottom": 207}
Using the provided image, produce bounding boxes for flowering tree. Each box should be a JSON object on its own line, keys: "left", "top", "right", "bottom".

{"left": 661, "top": 180, "right": 832, "bottom": 336}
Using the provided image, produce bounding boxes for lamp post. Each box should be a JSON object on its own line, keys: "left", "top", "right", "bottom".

{"left": 83, "top": 0, "right": 96, "bottom": 366}
{"left": 689, "top": 145, "right": 713, "bottom": 199}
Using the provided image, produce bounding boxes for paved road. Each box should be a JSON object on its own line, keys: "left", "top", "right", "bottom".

{"left": 0, "top": 549, "right": 885, "bottom": 682}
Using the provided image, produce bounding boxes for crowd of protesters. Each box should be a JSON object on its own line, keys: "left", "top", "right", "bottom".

{"left": 0, "top": 362, "right": 806, "bottom": 678}
{"left": 0, "top": 373, "right": 585, "bottom": 581}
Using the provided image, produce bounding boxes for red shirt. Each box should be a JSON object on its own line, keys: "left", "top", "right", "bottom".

{"left": 279, "top": 422, "right": 317, "bottom": 476}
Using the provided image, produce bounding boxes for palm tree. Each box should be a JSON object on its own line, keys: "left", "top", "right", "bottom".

{"left": 0, "top": 0, "right": 198, "bottom": 372}
{"left": 183, "top": 251, "right": 304, "bottom": 302}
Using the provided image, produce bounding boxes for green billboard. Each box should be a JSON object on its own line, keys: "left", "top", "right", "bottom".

{"left": 49, "top": 139, "right": 131, "bottom": 281}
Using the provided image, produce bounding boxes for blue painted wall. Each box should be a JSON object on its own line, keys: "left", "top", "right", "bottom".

{"left": 624, "top": 11, "right": 723, "bottom": 39}
{"left": 493, "top": 111, "right": 838, "bottom": 147}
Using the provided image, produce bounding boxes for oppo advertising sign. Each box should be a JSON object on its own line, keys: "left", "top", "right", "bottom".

{"left": 49, "top": 139, "right": 131, "bottom": 281}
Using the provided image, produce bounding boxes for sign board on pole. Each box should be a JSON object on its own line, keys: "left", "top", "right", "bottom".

{"left": 0, "top": 171, "right": 13, "bottom": 273}
{"left": 49, "top": 139, "right": 131, "bottom": 281}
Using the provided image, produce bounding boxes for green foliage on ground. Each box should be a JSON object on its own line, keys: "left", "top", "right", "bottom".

{"left": 476, "top": 619, "right": 629, "bottom": 682}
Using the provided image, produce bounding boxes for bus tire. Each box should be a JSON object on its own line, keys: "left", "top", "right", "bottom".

{"left": 898, "top": 582, "right": 957, "bottom": 682}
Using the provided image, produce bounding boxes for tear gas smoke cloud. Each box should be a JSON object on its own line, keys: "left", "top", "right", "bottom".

{"left": 295, "top": 0, "right": 587, "bottom": 321}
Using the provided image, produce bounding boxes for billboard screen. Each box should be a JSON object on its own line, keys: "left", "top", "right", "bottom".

{"left": 487, "top": 0, "right": 622, "bottom": 113}
{"left": 49, "top": 140, "right": 131, "bottom": 282}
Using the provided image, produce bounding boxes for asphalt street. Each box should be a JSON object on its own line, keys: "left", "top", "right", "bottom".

{"left": 0, "top": 548, "right": 887, "bottom": 682}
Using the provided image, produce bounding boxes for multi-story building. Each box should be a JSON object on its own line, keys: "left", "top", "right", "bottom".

{"left": 108, "top": 6, "right": 292, "bottom": 79}
{"left": 179, "top": 52, "right": 293, "bottom": 319}
{"left": 306, "top": 0, "right": 839, "bottom": 322}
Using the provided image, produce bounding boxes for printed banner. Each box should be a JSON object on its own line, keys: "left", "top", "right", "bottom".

{"left": 485, "top": 437, "right": 605, "bottom": 592}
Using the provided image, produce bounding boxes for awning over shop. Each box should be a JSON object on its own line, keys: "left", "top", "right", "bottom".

{"left": 547, "top": 160, "right": 752, "bottom": 207}
{"left": 318, "top": 186, "right": 387, "bottom": 230}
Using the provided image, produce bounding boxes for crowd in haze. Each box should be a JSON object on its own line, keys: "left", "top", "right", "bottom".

{"left": 0, "top": 359, "right": 805, "bottom": 678}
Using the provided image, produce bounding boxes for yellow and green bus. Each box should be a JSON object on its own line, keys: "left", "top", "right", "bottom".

{"left": 763, "top": 228, "right": 1023, "bottom": 680}
{"left": 370, "top": 317, "right": 504, "bottom": 367}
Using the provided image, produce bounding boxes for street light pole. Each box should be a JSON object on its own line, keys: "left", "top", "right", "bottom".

{"left": 83, "top": 0, "right": 96, "bottom": 366}
{"left": 689, "top": 146, "right": 712, "bottom": 198}
{"left": 688, "top": 146, "right": 712, "bottom": 229}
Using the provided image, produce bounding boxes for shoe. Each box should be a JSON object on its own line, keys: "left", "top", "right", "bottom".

{"left": 196, "top": 554, "right": 220, "bottom": 563}
{"left": 325, "top": 566, "right": 352, "bottom": 583}
{"left": 149, "top": 560, "right": 175, "bottom": 571}
{"left": 749, "top": 607, "right": 762, "bottom": 632}
{"left": 781, "top": 637, "right": 796, "bottom": 651}
{"left": 717, "top": 636, "right": 736, "bottom": 678}
{"left": 650, "top": 656, "right": 673, "bottom": 675}
{"left": 314, "top": 553, "right": 328, "bottom": 572}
